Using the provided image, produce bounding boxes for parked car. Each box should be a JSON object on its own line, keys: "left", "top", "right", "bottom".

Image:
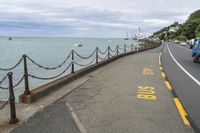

{"left": 188, "top": 39, "right": 195, "bottom": 49}
{"left": 192, "top": 38, "right": 200, "bottom": 63}
{"left": 174, "top": 40, "right": 180, "bottom": 44}
{"left": 180, "top": 42, "right": 187, "bottom": 46}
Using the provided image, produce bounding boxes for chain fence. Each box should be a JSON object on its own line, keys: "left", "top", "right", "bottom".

{"left": 74, "top": 57, "right": 96, "bottom": 67}
{"left": 74, "top": 50, "right": 96, "bottom": 60}
{"left": 28, "top": 62, "right": 72, "bottom": 80}
{"left": 97, "top": 48, "right": 108, "bottom": 55}
{"left": 26, "top": 51, "right": 72, "bottom": 70}
{"left": 0, "top": 41, "right": 161, "bottom": 123}
{"left": 0, "top": 43, "right": 144, "bottom": 92}
{"left": 110, "top": 47, "right": 117, "bottom": 53}
{"left": 0, "top": 74, "right": 8, "bottom": 89}
{"left": 0, "top": 57, "right": 23, "bottom": 71}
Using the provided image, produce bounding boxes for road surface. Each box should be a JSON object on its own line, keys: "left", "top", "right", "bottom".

{"left": 162, "top": 42, "right": 200, "bottom": 132}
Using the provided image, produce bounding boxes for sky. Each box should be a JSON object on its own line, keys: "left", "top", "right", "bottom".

{"left": 0, "top": 0, "right": 200, "bottom": 38}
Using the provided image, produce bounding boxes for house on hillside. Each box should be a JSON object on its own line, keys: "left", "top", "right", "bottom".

{"left": 169, "top": 26, "right": 180, "bottom": 33}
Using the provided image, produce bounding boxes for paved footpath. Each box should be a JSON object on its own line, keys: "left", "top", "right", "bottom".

{"left": 11, "top": 46, "right": 194, "bottom": 133}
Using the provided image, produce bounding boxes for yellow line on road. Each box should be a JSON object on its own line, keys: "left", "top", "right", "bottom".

{"left": 174, "top": 98, "right": 190, "bottom": 126}
{"left": 165, "top": 81, "right": 172, "bottom": 91}
{"left": 161, "top": 72, "right": 166, "bottom": 78}
{"left": 160, "top": 66, "right": 163, "bottom": 71}
{"left": 159, "top": 49, "right": 190, "bottom": 127}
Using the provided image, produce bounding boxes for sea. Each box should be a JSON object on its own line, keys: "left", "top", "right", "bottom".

{"left": 0, "top": 37, "right": 139, "bottom": 101}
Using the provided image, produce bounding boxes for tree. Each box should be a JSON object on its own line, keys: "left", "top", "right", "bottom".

{"left": 187, "top": 10, "right": 200, "bottom": 22}
{"left": 175, "top": 35, "right": 187, "bottom": 41}
{"left": 159, "top": 33, "right": 165, "bottom": 40}
{"left": 196, "top": 32, "right": 200, "bottom": 37}
{"left": 195, "top": 24, "right": 200, "bottom": 37}
{"left": 168, "top": 33, "right": 176, "bottom": 39}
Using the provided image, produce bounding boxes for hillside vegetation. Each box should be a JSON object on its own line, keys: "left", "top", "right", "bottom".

{"left": 152, "top": 10, "right": 200, "bottom": 41}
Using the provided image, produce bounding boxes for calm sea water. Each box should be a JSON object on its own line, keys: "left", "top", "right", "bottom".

{"left": 0, "top": 37, "right": 139, "bottom": 101}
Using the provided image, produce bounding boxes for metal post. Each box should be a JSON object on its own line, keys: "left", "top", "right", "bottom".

{"left": 124, "top": 44, "right": 126, "bottom": 54}
{"left": 8, "top": 72, "right": 18, "bottom": 124}
{"left": 108, "top": 46, "right": 110, "bottom": 59}
{"left": 96, "top": 47, "right": 98, "bottom": 64}
{"left": 131, "top": 44, "right": 133, "bottom": 52}
{"left": 117, "top": 45, "right": 119, "bottom": 56}
{"left": 23, "top": 55, "right": 31, "bottom": 95}
{"left": 71, "top": 50, "right": 75, "bottom": 73}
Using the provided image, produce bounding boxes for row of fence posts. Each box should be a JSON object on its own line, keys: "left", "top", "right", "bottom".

{"left": 4, "top": 42, "right": 155, "bottom": 124}
{"left": 69, "top": 44, "right": 132, "bottom": 77}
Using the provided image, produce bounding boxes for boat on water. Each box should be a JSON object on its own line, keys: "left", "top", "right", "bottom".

{"left": 124, "top": 29, "right": 129, "bottom": 40}
{"left": 8, "top": 37, "right": 12, "bottom": 40}
{"left": 132, "top": 27, "right": 146, "bottom": 41}
{"left": 74, "top": 42, "right": 83, "bottom": 47}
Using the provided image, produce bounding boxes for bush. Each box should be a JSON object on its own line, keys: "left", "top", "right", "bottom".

{"left": 159, "top": 33, "right": 165, "bottom": 40}
{"left": 196, "top": 32, "right": 200, "bottom": 37}
{"left": 175, "top": 35, "right": 187, "bottom": 41}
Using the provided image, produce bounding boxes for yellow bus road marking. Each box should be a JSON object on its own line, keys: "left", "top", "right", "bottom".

{"left": 137, "top": 86, "right": 157, "bottom": 100}
{"left": 143, "top": 68, "right": 154, "bottom": 75}
{"left": 137, "top": 94, "right": 157, "bottom": 100}
{"left": 165, "top": 81, "right": 172, "bottom": 91}
{"left": 161, "top": 72, "right": 166, "bottom": 78}
{"left": 174, "top": 98, "right": 190, "bottom": 126}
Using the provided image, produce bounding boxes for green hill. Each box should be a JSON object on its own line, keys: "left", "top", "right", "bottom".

{"left": 187, "top": 10, "right": 200, "bottom": 22}
{"left": 152, "top": 10, "right": 200, "bottom": 40}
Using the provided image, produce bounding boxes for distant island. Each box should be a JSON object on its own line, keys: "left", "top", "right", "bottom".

{"left": 150, "top": 10, "right": 200, "bottom": 41}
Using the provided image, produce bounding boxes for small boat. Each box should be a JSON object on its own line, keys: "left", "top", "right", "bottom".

{"left": 124, "top": 29, "right": 129, "bottom": 40}
{"left": 74, "top": 42, "right": 83, "bottom": 47}
{"left": 8, "top": 37, "right": 12, "bottom": 40}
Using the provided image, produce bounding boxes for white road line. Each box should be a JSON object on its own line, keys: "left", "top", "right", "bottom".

{"left": 65, "top": 102, "right": 88, "bottom": 133}
{"left": 167, "top": 44, "right": 200, "bottom": 86}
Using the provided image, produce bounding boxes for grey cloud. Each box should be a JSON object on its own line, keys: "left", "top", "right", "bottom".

{"left": 0, "top": 0, "right": 199, "bottom": 37}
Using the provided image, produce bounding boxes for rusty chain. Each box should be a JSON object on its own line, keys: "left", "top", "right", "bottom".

{"left": 0, "top": 101, "right": 9, "bottom": 110}
{"left": 0, "top": 74, "right": 24, "bottom": 90}
{"left": 13, "top": 75, "right": 24, "bottom": 88}
{"left": 0, "top": 57, "right": 23, "bottom": 71}
{"left": 118, "top": 46, "right": 124, "bottom": 50}
{"left": 97, "top": 48, "right": 108, "bottom": 55}
{"left": 98, "top": 54, "right": 108, "bottom": 60}
{"left": 26, "top": 51, "right": 72, "bottom": 70}
{"left": 0, "top": 75, "right": 8, "bottom": 89}
{"left": 74, "top": 50, "right": 96, "bottom": 60}
{"left": 28, "top": 62, "right": 72, "bottom": 80}
{"left": 109, "top": 47, "right": 117, "bottom": 53}
{"left": 74, "top": 57, "right": 96, "bottom": 67}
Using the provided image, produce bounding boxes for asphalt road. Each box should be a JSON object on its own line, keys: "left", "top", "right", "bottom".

{"left": 162, "top": 42, "right": 200, "bottom": 132}
{"left": 10, "top": 45, "right": 194, "bottom": 133}
{"left": 11, "top": 99, "right": 80, "bottom": 133}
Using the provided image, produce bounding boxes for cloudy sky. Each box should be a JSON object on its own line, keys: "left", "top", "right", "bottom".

{"left": 0, "top": 0, "right": 200, "bottom": 38}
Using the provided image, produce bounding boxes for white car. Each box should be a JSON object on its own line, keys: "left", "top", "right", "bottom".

{"left": 180, "top": 42, "right": 187, "bottom": 46}
{"left": 174, "top": 40, "right": 180, "bottom": 43}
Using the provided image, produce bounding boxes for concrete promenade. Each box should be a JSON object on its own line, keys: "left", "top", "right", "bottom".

{"left": 4, "top": 45, "right": 194, "bottom": 133}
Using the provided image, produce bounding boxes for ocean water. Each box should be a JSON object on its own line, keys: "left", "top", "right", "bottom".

{"left": 0, "top": 37, "right": 139, "bottom": 101}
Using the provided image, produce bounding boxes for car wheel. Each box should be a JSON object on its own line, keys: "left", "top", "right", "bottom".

{"left": 193, "top": 55, "right": 198, "bottom": 63}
